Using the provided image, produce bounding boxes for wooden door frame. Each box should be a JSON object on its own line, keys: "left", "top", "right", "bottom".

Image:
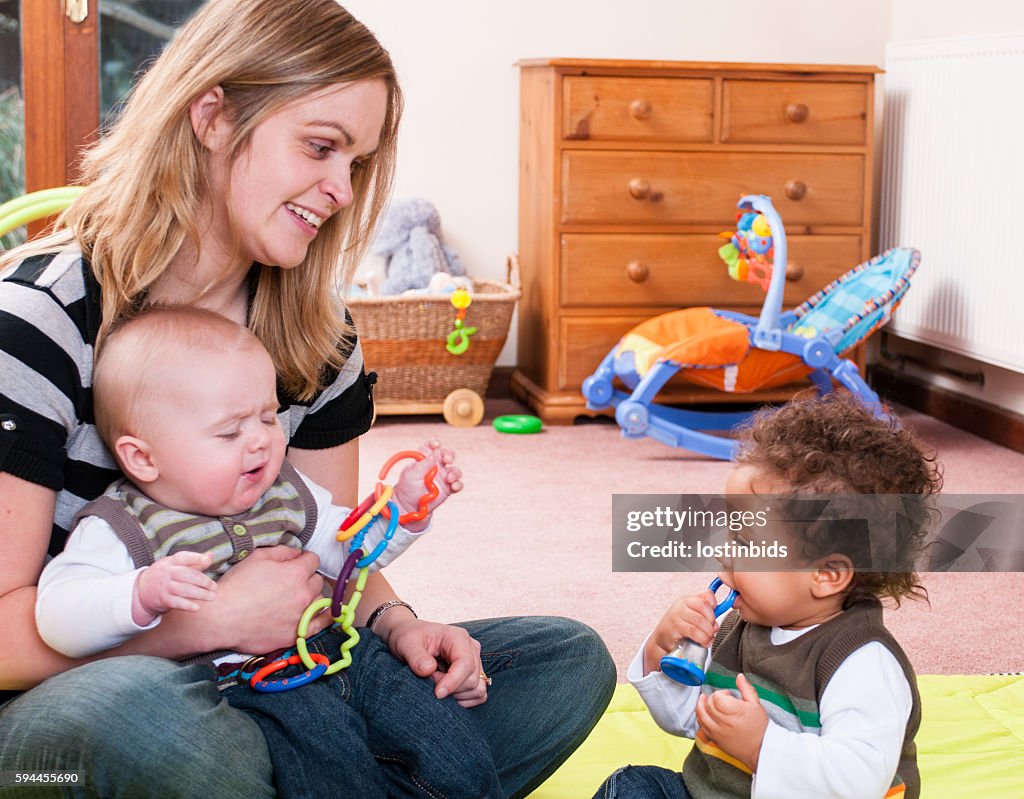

{"left": 22, "top": 0, "right": 99, "bottom": 192}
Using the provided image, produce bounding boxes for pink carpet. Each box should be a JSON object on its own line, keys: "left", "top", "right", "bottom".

{"left": 360, "top": 399, "right": 1024, "bottom": 679}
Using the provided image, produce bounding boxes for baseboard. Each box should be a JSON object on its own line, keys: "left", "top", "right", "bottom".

{"left": 494, "top": 363, "right": 1024, "bottom": 452}
{"left": 869, "top": 365, "right": 1024, "bottom": 454}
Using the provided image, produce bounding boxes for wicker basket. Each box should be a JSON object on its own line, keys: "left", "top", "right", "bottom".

{"left": 347, "top": 256, "right": 520, "bottom": 422}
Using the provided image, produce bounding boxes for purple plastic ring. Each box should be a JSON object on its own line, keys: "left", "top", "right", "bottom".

{"left": 331, "top": 548, "right": 364, "bottom": 618}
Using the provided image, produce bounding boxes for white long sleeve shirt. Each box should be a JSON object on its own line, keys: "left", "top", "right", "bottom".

{"left": 35, "top": 468, "right": 425, "bottom": 659}
{"left": 630, "top": 624, "right": 913, "bottom": 799}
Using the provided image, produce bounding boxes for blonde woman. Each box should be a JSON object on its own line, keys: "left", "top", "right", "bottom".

{"left": 0, "top": 1, "right": 615, "bottom": 797}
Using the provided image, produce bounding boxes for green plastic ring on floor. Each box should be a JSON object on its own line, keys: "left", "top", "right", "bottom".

{"left": 493, "top": 414, "right": 543, "bottom": 434}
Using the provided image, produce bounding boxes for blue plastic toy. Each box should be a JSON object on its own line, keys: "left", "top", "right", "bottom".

{"left": 581, "top": 194, "right": 920, "bottom": 460}
{"left": 660, "top": 578, "right": 738, "bottom": 686}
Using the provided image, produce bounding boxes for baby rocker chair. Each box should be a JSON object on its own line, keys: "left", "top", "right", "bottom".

{"left": 581, "top": 194, "right": 920, "bottom": 460}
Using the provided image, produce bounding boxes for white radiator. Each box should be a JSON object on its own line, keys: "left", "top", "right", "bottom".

{"left": 879, "top": 34, "right": 1024, "bottom": 373}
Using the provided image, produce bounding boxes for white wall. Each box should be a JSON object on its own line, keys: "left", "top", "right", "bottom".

{"left": 891, "top": 0, "right": 1024, "bottom": 40}
{"left": 343, "top": 0, "right": 892, "bottom": 365}
{"left": 344, "top": 0, "right": 1024, "bottom": 412}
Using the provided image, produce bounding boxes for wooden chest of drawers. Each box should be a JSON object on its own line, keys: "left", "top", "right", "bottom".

{"left": 512, "top": 59, "right": 878, "bottom": 424}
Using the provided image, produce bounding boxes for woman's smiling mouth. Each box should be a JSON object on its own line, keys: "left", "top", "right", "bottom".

{"left": 285, "top": 202, "right": 324, "bottom": 231}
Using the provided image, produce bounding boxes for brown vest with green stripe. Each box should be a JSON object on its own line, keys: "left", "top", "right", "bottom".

{"left": 682, "top": 599, "right": 921, "bottom": 799}
{"left": 72, "top": 460, "right": 318, "bottom": 577}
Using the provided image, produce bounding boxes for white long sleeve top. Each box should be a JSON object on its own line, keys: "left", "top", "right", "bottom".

{"left": 35, "top": 468, "right": 425, "bottom": 660}
{"left": 630, "top": 624, "right": 913, "bottom": 799}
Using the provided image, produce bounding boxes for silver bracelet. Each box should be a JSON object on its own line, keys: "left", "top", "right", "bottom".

{"left": 366, "top": 599, "right": 417, "bottom": 632}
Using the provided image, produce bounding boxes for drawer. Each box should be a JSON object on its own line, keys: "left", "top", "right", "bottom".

{"left": 561, "top": 233, "right": 864, "bottom": 307}
{"left": 722, "top": 80, "right": 868, "bottom": 145}
{"left": 562, "top": 151, "right": 865, "bottom": 226}
{"left": 559, "top": 315, "right": 656, "bottom": 390}
{"left": 563, "top": 76, "right": 714, "bottom": 142}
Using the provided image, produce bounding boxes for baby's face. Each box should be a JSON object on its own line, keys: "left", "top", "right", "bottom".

{"left": 718, "top": 464, "right": 835, "bottom": 630}
{"left": 140, "top": 342, "right": 286, "bottom": 517}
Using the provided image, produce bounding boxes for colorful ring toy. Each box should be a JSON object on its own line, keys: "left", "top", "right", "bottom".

{"left": 353, "top": 501, "right": 399, "bottom": 569}
{"left": 296, "top": 597, "right": 332, "bottom": 672}
{"left": 267, "top": 448, "right": 445, "bottom": 692}
{"left": 337, "top": 485, "right": 393, "bottom": 542}
{"left": 251, "top": 652, "right": 329, "bottom": 693}
{"left": 337, "top": 492, "right": 376, "bottom": 534}
{"left": 376, "top": 450, "right": 440, "bottom": 524}
{"left": 378, "top": 450, "right": 425, "bottom": 480}
{"left": 331, "top": 548, "right": 365, "bottom": 618}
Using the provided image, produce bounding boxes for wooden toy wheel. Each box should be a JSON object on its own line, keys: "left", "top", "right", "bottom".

{"left": 442, "top": 389, "right": 485, "bottom": 427}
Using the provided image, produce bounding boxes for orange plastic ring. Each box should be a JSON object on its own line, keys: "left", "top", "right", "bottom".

{"left": 377, "top": 450, "right": 425, "bottom": 482}
{"left": 376, "top": 450, "right": 442, "bottom": 525}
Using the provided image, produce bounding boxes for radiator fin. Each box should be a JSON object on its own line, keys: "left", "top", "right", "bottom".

{"left": 880, "top": 35, "right": 1024, "bottom": 373}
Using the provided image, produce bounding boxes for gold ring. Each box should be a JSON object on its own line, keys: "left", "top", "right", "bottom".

{"left": 480, "top": 671, "right": 492, "bottom": 687}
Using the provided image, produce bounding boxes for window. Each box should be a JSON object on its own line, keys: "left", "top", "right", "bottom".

{"left": 8, "top": 1, "right": 201, "bottom": 242}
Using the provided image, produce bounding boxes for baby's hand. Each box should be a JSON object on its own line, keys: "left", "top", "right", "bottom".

{"left": 392, "top": 439, "right": 463, "bottom": 532}
{"left": 132, "top": 551, "right": 217, "bottom": 626}
{"left": 695, "top": 673, "right": 768, "bottom": 772}
{"left": 643, "top": 588, "right": 718, "bottom": 676}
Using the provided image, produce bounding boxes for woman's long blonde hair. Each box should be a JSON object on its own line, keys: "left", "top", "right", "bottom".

{"left": 1, "top": 0, "right": 402, "bottom": 400}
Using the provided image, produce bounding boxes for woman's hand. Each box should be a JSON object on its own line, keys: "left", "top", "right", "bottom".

{"left": 174, "top": 545, "right": 329, "bottom": 654}
{"left": 382, "top": 616, "right": 489, "bottom": 708}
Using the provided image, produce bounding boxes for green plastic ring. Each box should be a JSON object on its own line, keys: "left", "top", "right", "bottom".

{"left": 493, "top": 414, "right": 543, "bottom": 434}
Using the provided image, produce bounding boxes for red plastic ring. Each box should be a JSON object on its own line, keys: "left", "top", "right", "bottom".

{"left": 339, "top": 491, "right": 377, "bottom": 533}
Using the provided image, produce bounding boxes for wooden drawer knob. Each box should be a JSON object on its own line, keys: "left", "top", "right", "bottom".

{"left": 628, "top": 178, "right": 651, "bottom": 200}
{"left": 629, "top": 99, "right": 653, "bottom": 120}
{"left": 784, "top": 262, "right": 805, "bottom": 282}
{"left": 626, "top": 261, "right": 650, "bottom": 283}
{"left": 784, "top": 180, "right": 807, "bottom": 201}
{"left": 785, "top": 102, "right": 810, "bottom": 123}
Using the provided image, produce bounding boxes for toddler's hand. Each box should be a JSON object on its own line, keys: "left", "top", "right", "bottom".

{"left": 695, "top": 673, "right": 768, "bottom": 772}
{"left": 133, "top": 551, "right": 217, "bottom": 627}
{"left": 392, "top": 439, "right": 463, "bottom": 532}
{"left": 643, "top": 588, "right": 719, "bottom": 676}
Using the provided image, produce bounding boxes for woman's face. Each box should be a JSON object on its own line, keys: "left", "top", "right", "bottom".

{"left": 208, "top": 79, "right": 388, "bottom": 270}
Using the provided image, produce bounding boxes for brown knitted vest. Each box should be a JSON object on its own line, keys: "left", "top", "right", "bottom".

{"left": 72, "top": 461, "right": 319, "bottom": 664}
{"left": 72, "top": 460, "right": 318, "bottom": 576}
{"left": 682, "top": 599, "right": 921, "bottom": 798}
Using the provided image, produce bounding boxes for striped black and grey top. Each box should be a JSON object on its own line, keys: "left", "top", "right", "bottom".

{"left": 0, "top": 249, "right": 375, "bottom": 558}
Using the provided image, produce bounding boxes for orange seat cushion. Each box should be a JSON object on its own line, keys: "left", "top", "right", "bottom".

{"left": 616, "top": 308, "right": 751, "bottom": 377}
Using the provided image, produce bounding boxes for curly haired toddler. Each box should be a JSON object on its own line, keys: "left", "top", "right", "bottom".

{"left": 596, "top": 392, "right": 941, "bottom": 799}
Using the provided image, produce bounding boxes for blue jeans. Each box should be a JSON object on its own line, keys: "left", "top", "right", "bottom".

{"left": 0, "top": 616, "right": 614, "bottom": 798}
{"left": 592, "top": 765, "right": 692, "bottom": 799}
{"left": 220, "top": 625, "right": 501, "bottom": 798}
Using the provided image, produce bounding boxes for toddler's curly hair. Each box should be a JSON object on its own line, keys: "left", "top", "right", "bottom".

{"left": 735, "top": 391, "right": 942, "bottom": 607}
